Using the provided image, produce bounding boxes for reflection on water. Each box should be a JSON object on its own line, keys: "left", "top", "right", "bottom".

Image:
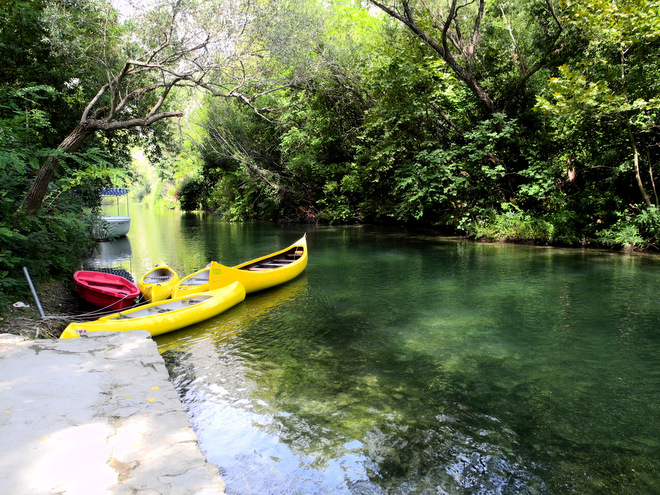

{"left": 83, "top": 204, "right": 298, "bottom": 280}
{"left": 85, "top": 209, "right": 660, "bottom": 494}
{"left": 156, "top": 276, "right": 309, "bottom": 354}
{"left": 86, "top": 236, "right": 132, "bottom": 268}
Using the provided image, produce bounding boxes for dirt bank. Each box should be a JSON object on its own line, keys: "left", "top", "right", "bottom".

{"left": 0, "top": 279, "right": 85, "bottom": 339}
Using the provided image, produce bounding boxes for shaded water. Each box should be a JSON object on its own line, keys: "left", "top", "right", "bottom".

{"left": 87, "top": 206, "right": 660, "bottom": 494}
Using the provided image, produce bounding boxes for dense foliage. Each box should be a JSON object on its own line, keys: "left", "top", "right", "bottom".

{"left": 186, "top": 0, "right": 660, "bottom": 250}
{"left": 2, "top": 0, "right": 659, "bottom": 310}
{"left": 0, "top": 0, "right": 142, "bottom": 307}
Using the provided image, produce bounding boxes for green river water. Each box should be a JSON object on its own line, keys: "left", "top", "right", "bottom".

{"left": 86, "top": 205, "right": 660, "bottom": 494}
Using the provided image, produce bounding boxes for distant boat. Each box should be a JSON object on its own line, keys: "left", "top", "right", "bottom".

{"left": 138, "top": 263, "right": 180, "bottom": 302}
{"left": 95, "top": 188, "right": 131, "bottom": 240}
{"left": 94, "top": 216, "right": 131, "bottom": 240}
{"left": 73, "top": 270, "right": 140, "bottom": 310}
{"left": 60, "top": 282, "right": 246, "bottom": 339}
{"left": 171, "top": 234, "right": 308, "bottom": 298}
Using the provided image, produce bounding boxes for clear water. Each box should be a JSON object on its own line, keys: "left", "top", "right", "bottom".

{"left": 86, "top": 205, "right": 660, "bottom": 494}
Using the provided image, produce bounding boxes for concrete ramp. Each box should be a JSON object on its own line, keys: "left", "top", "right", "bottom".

{"left": 0, "top": 331, "right": 225, "bottom": 494}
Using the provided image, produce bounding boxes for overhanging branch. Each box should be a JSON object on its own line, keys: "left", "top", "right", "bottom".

{"left": 88, "top": 112, "right": 184, "bottom": 132}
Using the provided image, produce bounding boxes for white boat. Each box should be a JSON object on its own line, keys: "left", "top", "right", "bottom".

{"left": 94, "top": 216, "right": 131, "bottom": 240}
{"left": 95, "top": 188, "right": 131, "bottom": 240}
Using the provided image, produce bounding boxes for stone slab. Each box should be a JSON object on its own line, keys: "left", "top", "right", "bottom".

{"left": 0, "top": 331, "right": 225, "bottom": 494}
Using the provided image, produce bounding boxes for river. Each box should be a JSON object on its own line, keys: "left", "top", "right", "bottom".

{"left": 85, "top": 204, "right": 660, "bottom": 494}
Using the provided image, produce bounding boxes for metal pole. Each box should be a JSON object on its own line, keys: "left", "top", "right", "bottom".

{"left": 22, "top": 267, "right": 46, "bottom": 319}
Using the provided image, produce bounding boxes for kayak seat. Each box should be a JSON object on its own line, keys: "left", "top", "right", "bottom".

{"left": 148, "top": 307, "right": 172, "bottom": 313}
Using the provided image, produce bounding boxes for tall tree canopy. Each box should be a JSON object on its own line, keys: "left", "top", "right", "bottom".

{"left": 368, "top": 0, "right": 564, "bottom": 114}
{"left": 184, "top": 0, "right": 659, "bottom": 249}
{"left": 537, "top": 0, "right": 660, "bottom": 208}
{"left": 15, "top": 0, "right": 302, "bottom": 217}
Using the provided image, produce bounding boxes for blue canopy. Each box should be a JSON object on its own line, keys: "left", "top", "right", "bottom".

{"left": 100, "top": 188, "right": 130, "bottom": 196}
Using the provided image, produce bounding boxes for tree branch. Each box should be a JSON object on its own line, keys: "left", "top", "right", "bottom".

{"left": 502, "top": 0, "right": 563, "bottom": 112}
{"left": 88, "top": 112, "right": 184, "bottom": 132}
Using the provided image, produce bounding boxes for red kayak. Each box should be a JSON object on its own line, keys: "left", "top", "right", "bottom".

{"left": 73, "top": 270, "right": 139, "bottom": 310}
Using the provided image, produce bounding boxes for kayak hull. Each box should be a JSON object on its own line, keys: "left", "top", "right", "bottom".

{"left": 172, "top": 235, "right": 308, "bottom": 298}
{"left": 73, "top": 270, "right": 139, "bottom": 310}
{"left": 138, "top": 263, "right": 180, "bottom": 302}
{"left": 60, "top": 282, "right": 246, "bottom": 339}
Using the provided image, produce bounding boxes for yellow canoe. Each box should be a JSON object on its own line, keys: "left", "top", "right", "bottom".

{"left": 138, "top": 262, "right": 180, "bottom": 302}
{"left": 171, "top": 234, "right": 308, "bottom": 298}
{"left": 60, "top": 281, "right": 246, "bottom": 339}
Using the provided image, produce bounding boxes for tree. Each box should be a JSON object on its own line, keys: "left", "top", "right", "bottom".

{"left": 368, "top": 0, "right": 564, "bottom": 115}
{"left": 16, "top": 0, "right": 290, "bottom": 217}
{"left": 187, "top": 0, "right": 384, "bottom": 221}
{"left": 536, "top": 0, "right": 660, "bottom": 207}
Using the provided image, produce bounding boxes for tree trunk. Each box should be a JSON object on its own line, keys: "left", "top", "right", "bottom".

{"left": 16, "top": 108, "right": 184, "bottom": 219}
{"left": 626, "top": 121, "right": 653, "bottom": 207}
{"left": 19, "top": 124, "right": 94, "bottom": 217}
{"left": 369, "top": 0, "right": 497, "bottom": 114}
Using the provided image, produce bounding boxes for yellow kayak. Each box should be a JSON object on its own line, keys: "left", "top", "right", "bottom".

{"left": 60, "top": 281, "right": 246, "bottom": 339}
{"left": 138, "top": 262, "right": 180, "bottom": 302}
{"left": 170, "top": 263, "right": 216, "bottom": 298}
{"left": 171, "top": 234, "right": 308, "bottom": 298}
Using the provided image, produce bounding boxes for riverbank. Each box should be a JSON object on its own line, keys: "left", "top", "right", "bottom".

{"left": 0, "top": 278, "right": 84, "bottom": 339}
{"left": 0, "top": 330, "right": 226, "bottom": 494}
